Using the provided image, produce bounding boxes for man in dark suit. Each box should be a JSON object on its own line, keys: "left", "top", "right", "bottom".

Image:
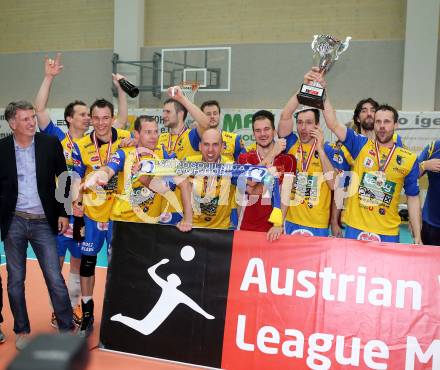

{"left": 0, "top": 101, "right": 74, "bottom": 350}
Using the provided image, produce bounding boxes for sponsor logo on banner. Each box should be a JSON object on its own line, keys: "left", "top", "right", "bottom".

{"left": 110, "top": 246, "right": 215, "bottom": 335}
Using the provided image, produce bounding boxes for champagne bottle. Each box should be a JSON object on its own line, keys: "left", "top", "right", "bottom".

{"left": 118, "top": 78, "right": 140, "bottom": 98}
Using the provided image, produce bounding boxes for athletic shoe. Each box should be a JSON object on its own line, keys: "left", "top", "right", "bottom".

{"left": 50, "top": 312, "right": 58, "bottom": 329}
{"left": 72, "top": 305, "right": 82, "bottom": 327}
{"left": 15, "top": 333, "right": 29, "bottom": 351}
{"left": 77, "top": 315, "right": 94, "bottom": 338}
{"left": 0, "top": 326, "right": 5, "bottom": 344}
{"left": 78, "top": 299, "right": 94, "bottom": 338}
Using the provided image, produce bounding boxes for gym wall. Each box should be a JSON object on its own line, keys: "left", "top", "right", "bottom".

{"left": 0, "top": 0, "right": 439, "bottom": 110}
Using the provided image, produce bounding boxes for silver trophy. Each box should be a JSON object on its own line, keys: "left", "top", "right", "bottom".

{"left": 297, "top": 34, "right": 351, "bottom": 109}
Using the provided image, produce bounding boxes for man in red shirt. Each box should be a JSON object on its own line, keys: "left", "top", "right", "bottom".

{"left": 238, "top": 110, "right": 296, "bottom": 241}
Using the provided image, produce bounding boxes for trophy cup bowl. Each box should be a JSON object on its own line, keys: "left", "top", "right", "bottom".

{"left": 297, "top": 34, "right": 351, "bottom": 109}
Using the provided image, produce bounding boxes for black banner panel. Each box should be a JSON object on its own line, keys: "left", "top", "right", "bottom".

{"left": 100, "top": 222, "right": 233, "bottom": 368}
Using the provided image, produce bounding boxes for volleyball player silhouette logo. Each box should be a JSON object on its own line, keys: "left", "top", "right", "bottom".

{"left": 111, "top": 245, "right": 214, "bottom": 335}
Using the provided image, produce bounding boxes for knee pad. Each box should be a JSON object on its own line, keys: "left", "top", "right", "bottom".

{"left": 80, "top": 255, "right": 97, "bottom": 277}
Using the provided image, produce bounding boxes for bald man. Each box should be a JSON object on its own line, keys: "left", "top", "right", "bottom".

{"left": 186, "top": 129, "right": 237, "bottom": 229}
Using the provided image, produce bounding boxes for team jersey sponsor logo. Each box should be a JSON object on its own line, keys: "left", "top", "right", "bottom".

{"left": 97, "top": 222, "right": 109, "bottom": 231}
{"left": 358, "top": 172, "right": 396, "bottom": 207}
{"left": 159, "top": 212, "right": 172, "bottom": 223}
{"left": 291, "top": 228, "right": 314, "bottom": 236}
{"left": 363, "top": 157, "right": 374, "bottom": 168}
{"left": 130, "top": 186, "right": 155, "bottom": 208}
{"left": 333, "top": 153, "right": 343, "bottom": 164}
{"left": 63, "top": 223, "right": 74, "bottom": 238}
{"left": 91, "top": 155, "right": 100, "bottom": 162}
{"left": 293, "top": 173, "right": 319, "bottom": 202}
{"left": 357, "top": 231, "right": 381, "bottom": 242}
{"left": 396, "top": 155, "right": 403, "bottom": 165}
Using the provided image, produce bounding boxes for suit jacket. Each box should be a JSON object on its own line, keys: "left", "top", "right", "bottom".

{"left": 0, "top": 132, "right": 68, "bottom": 241}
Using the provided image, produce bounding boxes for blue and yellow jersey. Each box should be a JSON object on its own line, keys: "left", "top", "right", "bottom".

{"left": 72, "top": 128, "right": 131, "bottom": 222}
{"left": 245, "top": 142, "right": 256, "bottom": 153}
{"left": 107, "top": 146, "right": 165, "bottom": 223}
{"left": 158, "top": 127, "right": 200, "bottom": 160}
{"left": 221, "top": 131, "right": 244, "bottom": 161}
{"left": 418, "top": 140, "right": 440, "bottom": 228}
{"left": 284, "top": 133, "right": 336, "bottom": 229}
{"left": 186, "top": 154, "right": 236, "bottom": 229}
{"left": 342, "top": 128, "right": 419, "bottom": 235}
{"left": 336, "top": 132, "right": 406, "bottom": 173}
{"left": 41, "top": 121, "right": 81, "bottom": 171}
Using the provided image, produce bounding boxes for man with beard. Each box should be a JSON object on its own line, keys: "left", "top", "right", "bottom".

{"left": 330, "top": 97, "right": 405, "bottom": 237}
{"left": 277, "top": 86, "right": 338, "bottom": 236}
{"left": 237, "top": 110, "right": 296, "bottom": 241}
{"left": 321, "top": 93, "right": 421, "bottom": 243}
{"left": 200, "top": 100, "right": 244, "bottom": 161}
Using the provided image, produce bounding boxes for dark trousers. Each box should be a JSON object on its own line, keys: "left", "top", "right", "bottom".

{"left": 4, "top": 215, "right": 73, "bottom": 333}
{"left": 422, "top": 221, "right": 440, "bottom": 246}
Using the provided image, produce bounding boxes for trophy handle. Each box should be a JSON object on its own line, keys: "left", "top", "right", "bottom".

{"left": 311, "top": 35, "right": 319, "bottom": 51}
{"left": 335, "top": 36, "right": 352, "bottom": 60}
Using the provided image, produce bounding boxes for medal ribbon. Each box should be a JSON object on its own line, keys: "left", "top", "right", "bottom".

{"left": 202, "top": 158, "right": 221, "bottom": 196}
{"left": 298, "top": 139, "right": 317, "bottom": 172}
{"left": 66, "top": 131, "right": 75, "bottom": 150}
{"left": 375, "top": 141, "right": 396, "bottom": 172}
{"left": 167, "top": 126, "right": 187, "bottom": 153}
{"left": 92, "top": 131, "right": 113, "bottom": 167}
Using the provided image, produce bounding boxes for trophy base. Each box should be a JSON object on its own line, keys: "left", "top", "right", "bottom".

{"left": 297, "top": 83, "right": 326, "bottom": 110}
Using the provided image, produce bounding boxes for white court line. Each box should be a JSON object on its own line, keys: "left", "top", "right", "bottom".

{"left": 24, "top": 257, "right": 107, "bottom": 269}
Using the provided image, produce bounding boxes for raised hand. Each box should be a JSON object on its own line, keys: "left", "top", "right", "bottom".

{"left": 44, "top": 52, "right": 63, "bottom": 77}
{"left": 112, "top": 73, "right": 126, "bottom": 88}
{"left": 304, "top": 67, "right": 327, "bottom": 88}
{"left": 167, "top": 85, "right": 184, "bottom": 99}
{"left": 310, "top": 127, "right": 325, "bottom": 149}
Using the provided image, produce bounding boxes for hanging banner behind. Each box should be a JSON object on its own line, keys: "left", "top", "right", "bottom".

{"left": 1, "top": 108, "right": 439, "bottom": 154}
{"left": 100, "top": 223, "right": 440, "bottom": 370}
